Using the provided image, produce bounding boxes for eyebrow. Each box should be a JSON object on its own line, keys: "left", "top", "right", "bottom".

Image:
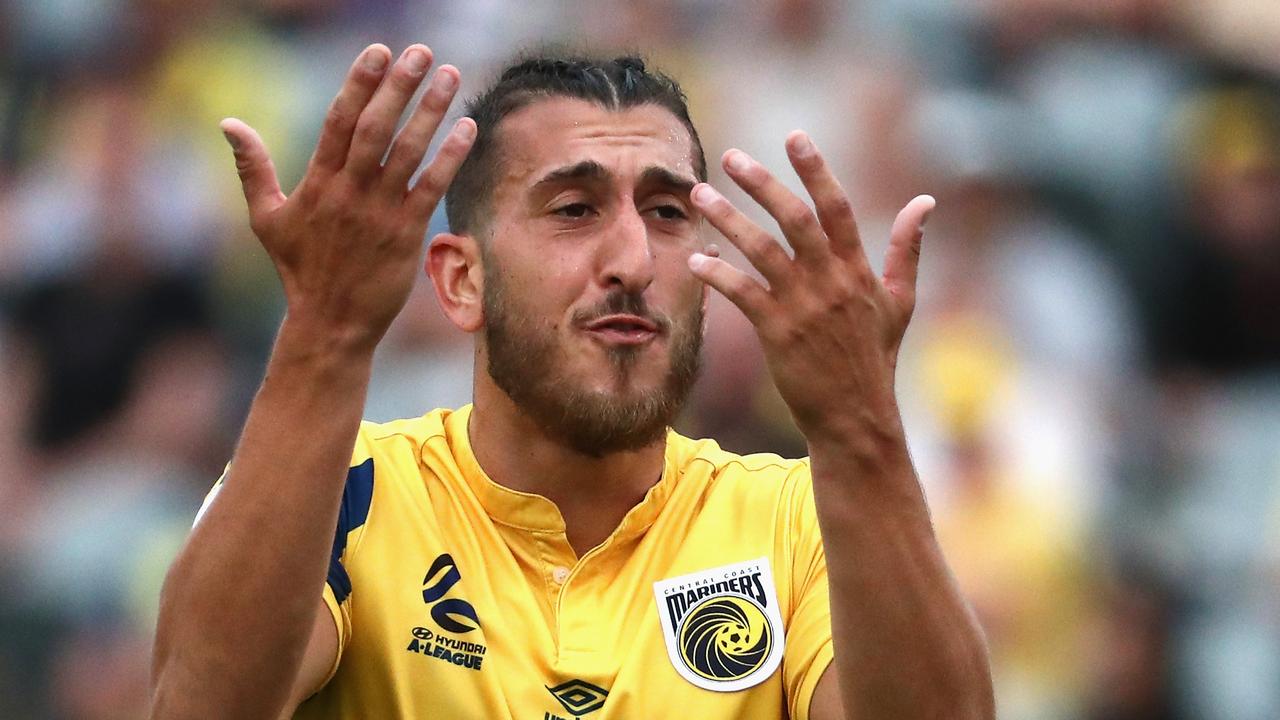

{"left": 531, "top": 161, "right": 698, "bottom": 197}
{"left": 533, "top": 160, "right": 611, "bottom": 189}
{"left": 638, "top": 166, "right": 698, "bottom": 197}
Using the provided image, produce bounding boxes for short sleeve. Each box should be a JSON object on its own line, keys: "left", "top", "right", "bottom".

{"left": 193, "top": 429, "right": 378, "bottom": 686}
{"left": 779, "top": 462, "right": 834, "bottom": 720}
{"left": 317, "top": 580, "right": 350, "bottom": 685}
{"left": 317, "top": 431, "right": 377, "bottom": 682}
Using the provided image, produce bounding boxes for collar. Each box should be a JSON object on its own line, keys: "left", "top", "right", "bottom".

{"left": 437, "top": 404, "right": 683, "bottom": 543}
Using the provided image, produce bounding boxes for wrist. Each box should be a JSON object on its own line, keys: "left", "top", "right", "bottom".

{"left": 802, "top": 397, "right": 908, "bottom": 466}
{"left": 808, "top": 439, "right": 931, "bottom": 531}
{"left": 804, "top": 401, "right": 927, "bottom": 517}
{"left": 273, "top": 313, "right": 381, "bottom": 370}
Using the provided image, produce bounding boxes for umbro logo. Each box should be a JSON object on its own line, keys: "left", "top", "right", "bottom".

{"left": 544, "top": 679, "right": 609, "bottom": 718}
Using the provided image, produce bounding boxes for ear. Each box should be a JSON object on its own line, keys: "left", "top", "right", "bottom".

{"left": 425, "top": 232, "right": 485, "bottom": 333}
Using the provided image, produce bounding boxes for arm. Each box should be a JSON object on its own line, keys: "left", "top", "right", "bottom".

{"left": 149, "top": 42, "right": 475, "bottom": 719}
{"left": 278, "top": 602, "right": 340, "bottom": 719}
{"left": 687, "top": 134, "right": 993, "bottom": 719}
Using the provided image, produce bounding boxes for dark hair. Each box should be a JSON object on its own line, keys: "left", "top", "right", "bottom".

{"left": 445, "top": 53, "right": 707, "bottom": 235}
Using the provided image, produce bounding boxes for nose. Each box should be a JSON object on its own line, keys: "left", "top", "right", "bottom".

{"left": 596, "top": 204, "right": 655, "bottom": 293}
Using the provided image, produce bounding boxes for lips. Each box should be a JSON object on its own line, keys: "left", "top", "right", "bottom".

{"left": 582, "top": 314, "right": 660, "bottom": 345}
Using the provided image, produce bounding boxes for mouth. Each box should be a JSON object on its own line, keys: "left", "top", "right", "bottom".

{"left": 582, "top": 314, "right": 661, "bottom": 346}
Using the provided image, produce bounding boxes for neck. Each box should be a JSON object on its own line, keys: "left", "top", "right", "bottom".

{"left": 468, "top": 372, "right": 667, "bottom": 556}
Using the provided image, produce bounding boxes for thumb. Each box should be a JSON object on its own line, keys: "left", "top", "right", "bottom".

{"left": 221, "top": 118, "right": 286, "bottom": 221}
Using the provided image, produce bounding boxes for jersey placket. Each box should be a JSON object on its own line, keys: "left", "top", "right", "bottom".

{"left": 552, "top": 537, "right": 616, "bottom": 672}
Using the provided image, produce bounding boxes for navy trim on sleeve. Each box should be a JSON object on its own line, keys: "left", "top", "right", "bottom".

{"left": 327, "top": 458, "right": 374, "bottom": 603}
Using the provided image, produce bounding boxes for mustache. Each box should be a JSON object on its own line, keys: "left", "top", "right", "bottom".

{"left": 571, "top": 290, "right": 672, "bottom": 333}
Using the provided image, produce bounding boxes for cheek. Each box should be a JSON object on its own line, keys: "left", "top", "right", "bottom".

{"left": 507, "top": 264, "right": 591, "bottom": 336}
{"left": 491, "top": 232, "right": 590, "bottom": 320}
{"left": 655, "top": 251, "right": 704, "bottom": 303}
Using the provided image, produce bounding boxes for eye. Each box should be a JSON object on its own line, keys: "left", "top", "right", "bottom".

{"left": 651, "top": 204, "right": 688, "bottom": 221}
{"left": 554, "top": 203, "right": 594, "bottom": 218}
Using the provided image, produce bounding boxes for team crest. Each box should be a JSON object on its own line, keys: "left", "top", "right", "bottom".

{"left": 653, "top": 557, "right": 785, "bottom": 692}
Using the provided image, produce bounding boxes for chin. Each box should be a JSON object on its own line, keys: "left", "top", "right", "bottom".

{"left": 594, "top": 359, "right": 672, "bottom": 396}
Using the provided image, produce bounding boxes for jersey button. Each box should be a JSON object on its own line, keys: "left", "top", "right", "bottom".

{"left": 552, "top": 566, "right": 571, "bottom": 584}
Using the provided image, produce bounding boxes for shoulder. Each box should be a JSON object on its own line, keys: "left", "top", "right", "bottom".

{"left": 330, "top": 408, "right": 464, "bottom": 562}
{"left": 341, "top": 407, "right": 467, "bottom": 508}
{"left": 356, "top": 408, "right": 453, "bottom": 448}
{"left": 667, "top": 430, "right": 811, "bottom": 495}
{"left": 351, "top": 407, "right": 460, "bottom": 464}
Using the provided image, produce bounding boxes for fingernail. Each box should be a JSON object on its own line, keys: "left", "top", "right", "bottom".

{"left": 455, "top": 119, "right": 476, "bottom": 141}
{"left": 692, "top": 184, "right": 719, "bottom": 204}
{"left": 792, "top": 133, "right": 815, "bottom": 157}
{"left": 406, "top": 48, "right": 429, "bottom": 73}
{"left": 438, "top": 69, "right": 458, "bottom": 91}
{"left": 688, "top": 253, "right": 710, "bottom": 271}
{"left": 726, "top": 150, "right": 751, "bottom": 174}
{"left": 362, "top": 48, "right": 387, "bottom": 71}
{"left": 221, "top": 129, "right": 241, "bottom": 152}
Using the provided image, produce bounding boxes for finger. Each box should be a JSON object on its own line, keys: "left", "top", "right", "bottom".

{"left": 346, "top": 44, "right": 434, "bottom": 181}
{"left": 383, "top": 65, "right": 461, "bottom": 191}
{"left": 785, "top": 131, "right": 865, "bottom": 261}
{"left": 689, "top": 183, "right": 792, "bottom": 288}
{"left": 221, "top": 118, "right": 286, "bottom": 222}
{"left": 688, "top": 252, "right": 773, "bottom": 326}
{"left": 882, "top": 194, "right": 936, "bottom": 305}
{"left": 310, "top": 44, "right": 392, "bottom": 173}
{"left": 408, "top": 118, "right": 477, "bottom": 214}
{"left": 721, "top": 148, "right": 828, "bottom": 260}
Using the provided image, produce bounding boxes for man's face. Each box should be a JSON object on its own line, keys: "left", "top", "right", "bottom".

{"left": 478, "top": 97, "right": 706, "bottom": 456}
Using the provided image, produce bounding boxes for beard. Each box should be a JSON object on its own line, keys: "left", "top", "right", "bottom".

{"left": 482, "top": 256, "right": 703, "bottom": 458}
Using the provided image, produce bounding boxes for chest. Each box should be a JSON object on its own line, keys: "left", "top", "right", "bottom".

{"left": 326, "top": 476, "right": 793, "bottom": 720}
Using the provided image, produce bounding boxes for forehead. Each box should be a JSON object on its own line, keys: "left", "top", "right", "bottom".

{"left": 494, "top": 97, "right": 698, "bottom": 188}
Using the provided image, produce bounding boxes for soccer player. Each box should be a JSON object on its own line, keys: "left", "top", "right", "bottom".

{"left": 150, "top": 44, "right": 993, "bottom": 720}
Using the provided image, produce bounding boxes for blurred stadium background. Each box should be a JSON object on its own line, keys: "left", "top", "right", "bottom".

{"left": 1, "top": 0, "right": 1278, "bottom": 717}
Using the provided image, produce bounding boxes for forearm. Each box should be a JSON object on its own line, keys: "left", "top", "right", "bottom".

{"left": 150, "top": 319, "right": 374, "bottom": 719}
{"left": 809, "top": 414, "right": 994, "bottom": 720}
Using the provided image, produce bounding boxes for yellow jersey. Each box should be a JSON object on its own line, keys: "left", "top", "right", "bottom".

{"left": 220, "top": 405, "right": 833, "bottom": 719}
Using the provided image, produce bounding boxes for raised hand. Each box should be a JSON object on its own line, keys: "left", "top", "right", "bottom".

{"left": 221, "top": 43, "right": 476, "bottom": 352}
{"left": 687, "top": 131, "right": 934, "bottom": 447}
{"left": 687, "top": 133, "right": 996, "bottom": 720}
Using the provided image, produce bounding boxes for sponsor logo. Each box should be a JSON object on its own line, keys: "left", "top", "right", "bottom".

{"left": 544, "top": 679, "right": 609, "bottom": 717}
{"left": 405, "top": 626, "right": 486, "bottom": 671}
{"left": 422, "top": 553, "right": 481, "bottom": 633}
{"left": 653, "top": 557, "right": 785, "bottom": 692}
{"left": 406, "top": 554, "right": 486, "bottom": 671}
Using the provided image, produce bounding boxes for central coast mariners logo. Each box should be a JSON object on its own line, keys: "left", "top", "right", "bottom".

{"left": 680, "top": 595, "right": 773, "bottom": 682}
{"left": 653, "top": 557, "right": 785, "bottom": 692}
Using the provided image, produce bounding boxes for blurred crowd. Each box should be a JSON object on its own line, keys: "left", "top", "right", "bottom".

{"left": 1, "top": 0, "right": 1278, "bottom": 718}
